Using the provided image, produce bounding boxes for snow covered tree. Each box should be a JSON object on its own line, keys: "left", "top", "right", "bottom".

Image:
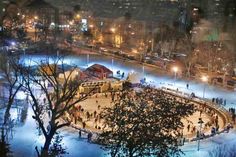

{"left": 98, "top": 87, "right": 194, "bottom": 157}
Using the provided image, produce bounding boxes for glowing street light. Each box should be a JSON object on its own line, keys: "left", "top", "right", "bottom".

{"left": 11, "top": 41, "right": 16, "bottom": 46}
{"left": 110, "top": 27, "right": 116, "bottom": 33}
{"left": 172, "top": 66, "right": 178, "bottom": 85}
{"left": 34, "top": 16, "right": 38, "bottom": 20}
{"left": 172, "top": 66, "right": 178, "bottom": 80}
{"left": 76, "top": 14, "right": 81, "bottom": 19}
{"left": 201, "top": 75, "right": 208, "bottom": 98}
{"left": 201, "top": 75, "right": 208, "bottom": 82}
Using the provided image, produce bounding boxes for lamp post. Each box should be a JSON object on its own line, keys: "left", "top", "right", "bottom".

{"left": 111, "top": 57, "right": 114, "bottom": 73}
{"left": 201, "top": 75, "right": 208, "bottom": 98}
{"left": 197, "top": 118, "right": 204, "bottom": 151}
{"left": 172, "top": 66, "right": 178, "bottom": 84}
{"left": 57, "top": 49, "right": 59, "bottom": 59}
{"left": 87, "top": 54, "right": 89, "bottom": 67}
{"left": 142, "top": 63, "right": 145, "bottom": 77}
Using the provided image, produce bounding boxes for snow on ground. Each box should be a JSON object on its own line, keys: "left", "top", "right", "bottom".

{"left": 12, "top": 54, "right": 236, "bottom": 157}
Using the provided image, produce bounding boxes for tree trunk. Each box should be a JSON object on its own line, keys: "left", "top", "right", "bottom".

{"left": 3, "top": 98, "right": 13, "bottom": 125}
{"left": 41, "top": 131, "right": 54, "bottom": 157}
{"left": 129, "top": 151, "right": 133, "bottom": 157}
{"left": 128, "top": 148, "right": 134, "bottom": 157}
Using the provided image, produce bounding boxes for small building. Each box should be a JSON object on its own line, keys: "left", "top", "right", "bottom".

{"left": 85, "top": 64, "right": 113, "bottom": 79}
{"left": 79, "top": 81, "right": 110, "bottom": 94}
{"left": 79, "top": 80, "right": 123, "bottom": 94}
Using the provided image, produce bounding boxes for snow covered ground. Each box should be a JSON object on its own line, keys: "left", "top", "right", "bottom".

{"left": 12, "top": 54, "right": 236, "bottom": 157}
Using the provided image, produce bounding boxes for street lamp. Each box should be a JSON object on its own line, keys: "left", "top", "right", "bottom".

{"left": 76, "top": 14, "right": 81, "bottom": 19}
{"left": 172, "top": 66, "right": 178, "bottom": 83}
{"left": 142, "top": 63, "right": 145, "bottom": 77}
{"left": 197, "top": 118, "right": 204, "bottom": 151}
{"left": 111, "top": 57, "right": 114, "bottom": 73}
{"left": 87, "top": 54, "right": 89, "bottom": 67}
{"left": 201, "top": 75, "right": 208, "bottom": 98}
{"left": 110, "top": 27, "right": 116, "bottom": 33}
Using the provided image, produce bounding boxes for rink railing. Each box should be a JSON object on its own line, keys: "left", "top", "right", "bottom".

{"left": 160, "top": 87, "right": 232, "bottom": 142}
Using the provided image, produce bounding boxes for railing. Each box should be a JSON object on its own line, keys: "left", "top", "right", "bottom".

{"left": 160, "top": 87, "right": 232, "bottom": 142}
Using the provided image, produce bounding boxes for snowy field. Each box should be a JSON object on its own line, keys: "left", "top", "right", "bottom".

{"left": 11, "top": 54, "right": 236, "bottom": 157}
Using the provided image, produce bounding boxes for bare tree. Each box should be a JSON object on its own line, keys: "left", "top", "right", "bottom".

{"left": 0, "top": 53, "right": 22, "bottom": 157}
{"left": 98, "top": 86, "right": 194, "bottom": 157}
{"left": 0, "top": 53, "right": 22, "bottom": 125}
{"left": 21, "top": 57, "right": 92, "bottom": 157}
{"left": 0, "top": 129, "right": 12, "bottom": 157}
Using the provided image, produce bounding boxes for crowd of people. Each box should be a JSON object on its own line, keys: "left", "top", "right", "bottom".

{"left": 229, "top": 108, "right": 236, "bottom": 124}
{"left": 212, "top": 97, "right": 227, "bottom": 106}
{"left": 62, "top": 84, "right": 233, "bottom": 143}
{"left": 64, "top": 91, "right": 124, "bottom": 138}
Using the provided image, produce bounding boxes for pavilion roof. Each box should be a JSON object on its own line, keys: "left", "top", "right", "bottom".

{"left": 86, "top": 64, "right": 113, "bottom": 74}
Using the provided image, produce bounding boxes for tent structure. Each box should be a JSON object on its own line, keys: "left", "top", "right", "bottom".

{"left": 126, "top": 72, "right": 143, "bottom": 86}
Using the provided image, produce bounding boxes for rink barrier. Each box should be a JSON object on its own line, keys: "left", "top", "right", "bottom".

{"left": 160, "top": 87, "right": 232, "bottom": 141}
{"left": 65, "top": 86, "right": 231, "bottom": 143}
